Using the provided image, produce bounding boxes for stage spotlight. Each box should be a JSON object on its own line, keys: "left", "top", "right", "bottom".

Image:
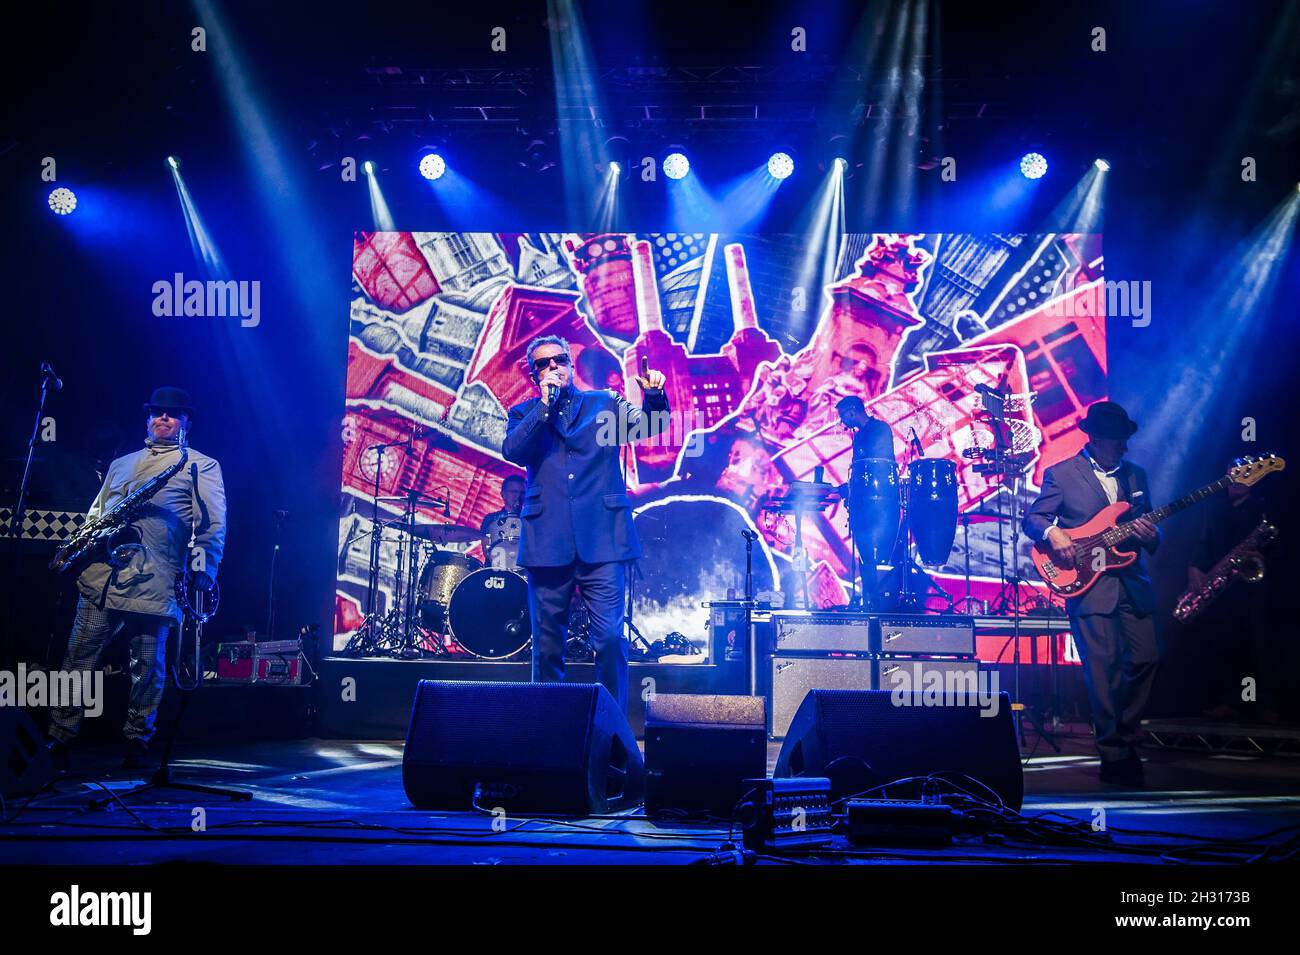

{"left": 1019, "top": 152, "right": 1048, "bottom": 180}
{"left": 609, "top": 161, "right": 621, "bottom": 176}
{"left": 167, "top": 156, "right": 181, "bottom": 170}
{"left": 1094, "top": 158, "right": 1111, "bottom": 172}
{"left": 834, "top": 157, "right": 849, "bottom": 173}
{"left": 363, "top": 160, "right": 375, "bottom": 176}
{"left": 48, "top": 187, "right": 77, "bottom": 215}
{"left": 419, "top": 153, "right": 446, "bottom": 181}
{"left": 664, "top": 152, "right": 690, "bottom": 180}
{"left": 768, "top": 152, "right": 795, "bottom": 180}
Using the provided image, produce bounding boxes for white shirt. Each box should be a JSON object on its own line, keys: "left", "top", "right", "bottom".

{"left": 1083, "top": 449, "right": 1122, "bottom": 505}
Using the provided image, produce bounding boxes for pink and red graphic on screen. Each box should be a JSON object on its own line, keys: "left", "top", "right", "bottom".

{"left": 336, "top": 231, "right": 1105, "bottom": 654}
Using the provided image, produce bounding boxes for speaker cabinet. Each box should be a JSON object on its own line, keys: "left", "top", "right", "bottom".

{"left": 644, "top": 694, "right": 766, "bottom": 818}
{"left": 774, "top": 688, "right": 1023, "bottom": 810}
{"left": 1, "top": 707, "right": 54, "bottom": 798}
{"left": 402, "top": 680, "right": 644, "bottom": 814}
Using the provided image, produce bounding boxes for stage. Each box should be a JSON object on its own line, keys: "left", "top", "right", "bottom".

{"left": 4, "top": 2, "right": 1299, "bottom": 934}
{"left": 3, "top": 728, "right": 1297, "bottom": 866}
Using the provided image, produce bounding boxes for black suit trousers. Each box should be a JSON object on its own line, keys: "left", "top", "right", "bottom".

{"left": 1069, "top": 594, "right": 1160, "bottom": 764}
{"left": 527, "top": 560, "right": 628, "bottom": 709}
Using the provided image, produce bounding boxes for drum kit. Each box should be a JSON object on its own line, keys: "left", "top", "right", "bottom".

{"left": 340, "top": 487, "right": 538, "bottom": 661}
{"left": 341, "top": 485, "right": 594, "bottom": 661}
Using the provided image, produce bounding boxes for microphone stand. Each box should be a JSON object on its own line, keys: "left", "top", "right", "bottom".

{"left": 8, "top": 370, "right": 55, "bottom": 539}
{"left": 4, "top": 368, "right": 57, "bottom": 670}
{"left": 742, "top": 530, "right": 758, "bottom": 695}
{"left": 90, "top": 576, "right": 251, "bottom": 808}
{"left": 616, "top": 416, "right": 653, "bottom": 658}
{"left": 265, "top": 509, "right": 287, "bottom": 641}
{"left": 974, "top": 387, "right": 1058, "bottom": 752}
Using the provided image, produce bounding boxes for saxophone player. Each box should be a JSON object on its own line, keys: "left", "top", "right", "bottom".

{"left": 45, "top": 387, "right": 226, "bottom": 770}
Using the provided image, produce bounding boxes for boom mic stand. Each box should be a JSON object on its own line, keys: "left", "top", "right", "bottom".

{"left": 970, "top": 385, "right": 1058, "bottom": 752}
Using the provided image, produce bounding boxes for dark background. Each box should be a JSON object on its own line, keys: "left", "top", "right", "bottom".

{"left": 1, "top": 1, "right": 1296, "bottom": 719}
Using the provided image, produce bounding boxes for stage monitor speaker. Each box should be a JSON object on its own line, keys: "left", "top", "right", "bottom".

{"left": 774, "top": 689, "right": 1022, "bottom": 810}
{"left": 402, "top": 680, "right": 644, "bottom": 814}
{"left": 1, "top": 706, "right": 55, "bottom": 798}
{"left": 644, "top": 694, "right": 766, "bottom": 819}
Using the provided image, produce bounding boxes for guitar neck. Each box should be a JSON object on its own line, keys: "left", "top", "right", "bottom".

{"left": 1107, "top": 475, "right": 1229, "bottom": 542}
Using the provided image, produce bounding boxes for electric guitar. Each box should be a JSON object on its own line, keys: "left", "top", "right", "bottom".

{"left": 1031, "top": 454, "right": 1285, "bottom": 599}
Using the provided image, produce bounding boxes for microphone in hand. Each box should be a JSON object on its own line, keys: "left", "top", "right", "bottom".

{"left": 540, "top": 370, "right": 563, "bottom": 406}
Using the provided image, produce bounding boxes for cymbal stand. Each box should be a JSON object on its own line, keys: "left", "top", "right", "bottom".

{"left": 954, "top": 515, "right": 986, "bottom": 615}
{"left": 346, "top": 437, "right": 408, "bottom": 656}
{"left": 895, "top": 478, "right": 920, "bottom": 611}
{"left": 395, "top": 489, "right": 426, "bottom": 659}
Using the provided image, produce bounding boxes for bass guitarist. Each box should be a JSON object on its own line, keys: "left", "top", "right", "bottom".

{"left": 1023, "top": 400, "right": 1159, "bottom": 784}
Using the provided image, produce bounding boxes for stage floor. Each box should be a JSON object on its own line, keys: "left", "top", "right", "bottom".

{"left": 4, "top": 729, "right": 1298, "bottom": 865}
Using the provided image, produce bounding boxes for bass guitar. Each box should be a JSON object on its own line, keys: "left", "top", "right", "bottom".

{"left": 1030, "top": 453, "right": 1284, "bottom": 599}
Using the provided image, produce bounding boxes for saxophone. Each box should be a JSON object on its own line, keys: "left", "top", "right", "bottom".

{"left": 1173, "top": 519, "right": 1279, "bottom": 622}
{"left": 49, "top": 438, "right": 190, "bottom": 576}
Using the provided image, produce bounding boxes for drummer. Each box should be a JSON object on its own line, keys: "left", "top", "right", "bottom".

{"left": 481, "top": 474, "right": 525, "bottom": 569}
{"left": 835, "top": 395, "right": 898, "bottom": 610}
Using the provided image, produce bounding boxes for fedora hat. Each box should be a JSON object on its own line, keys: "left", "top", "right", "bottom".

{"left": 1080, "top": 400, "right": 1137, "bottom": 440}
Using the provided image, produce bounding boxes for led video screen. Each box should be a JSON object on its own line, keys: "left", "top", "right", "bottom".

{"left": 336, "top": 231, "right": 1105, "bottom": 658}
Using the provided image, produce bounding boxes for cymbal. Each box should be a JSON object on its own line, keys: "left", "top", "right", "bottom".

{"left": 761, "top": 491, "right": 840, "bottom": 514}
{"left": 378, "top": 491, "right": 450, "bottom": 507}
{"left": 383, "top": 520, "right": 480, "bottom": 543}
{"left": 786, "top": 480, "right": 837, "bottom": 494}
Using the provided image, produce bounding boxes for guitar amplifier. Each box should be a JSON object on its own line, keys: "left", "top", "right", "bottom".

{"left": 874, "top": 615, "right": 976, "bottom": 656}
{"left": 770, "top": 612, "right": 872, "bottom": 654}
{"left": 876, "top": 658, "right": 981, "bottom": 693}
{"left": 770, "top": 656, "right": 984, "bottom": 737}
{"left": 770, "top": 656, "right": 876, "bottom": 738}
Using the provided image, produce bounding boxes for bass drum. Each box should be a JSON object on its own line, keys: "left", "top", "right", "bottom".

{"left": 418, "top": 552, "right": 481, "bottom": 632}
{"left": 448, "top": 569, "right": 531, "bottom": 660}
{"left": 909, "top": 458, "right": 959, "bottom": 566}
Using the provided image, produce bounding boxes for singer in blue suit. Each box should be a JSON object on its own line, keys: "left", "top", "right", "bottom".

{"left": 502, "top": 335, "right": 669, "bottom": 709}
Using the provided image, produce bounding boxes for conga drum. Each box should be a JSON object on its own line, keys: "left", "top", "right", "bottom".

{"left": 847, "top": 457, "right": 901, "bottom": 564}
{"left": 908, "top": 458, "right": 959, "bottom": 565}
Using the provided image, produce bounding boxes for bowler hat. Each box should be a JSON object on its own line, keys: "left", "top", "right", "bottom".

{"left": 143, "top": 386, "right": 195, "bottom": 418}
{"left": 1079, "top": 400, "right": 1137, "bottom": 439}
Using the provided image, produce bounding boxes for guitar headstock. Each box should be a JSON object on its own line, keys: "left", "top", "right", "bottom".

{"left": 1229, "top": 453, "right": 1285, "bottom": 487}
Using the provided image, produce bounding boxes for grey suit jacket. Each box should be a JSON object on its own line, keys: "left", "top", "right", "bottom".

{"left": 1023, "top": 452, "right": 1160, "bottom": 617}
{"left": 77, "top": 442, "right": 227, "bottom": 621}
